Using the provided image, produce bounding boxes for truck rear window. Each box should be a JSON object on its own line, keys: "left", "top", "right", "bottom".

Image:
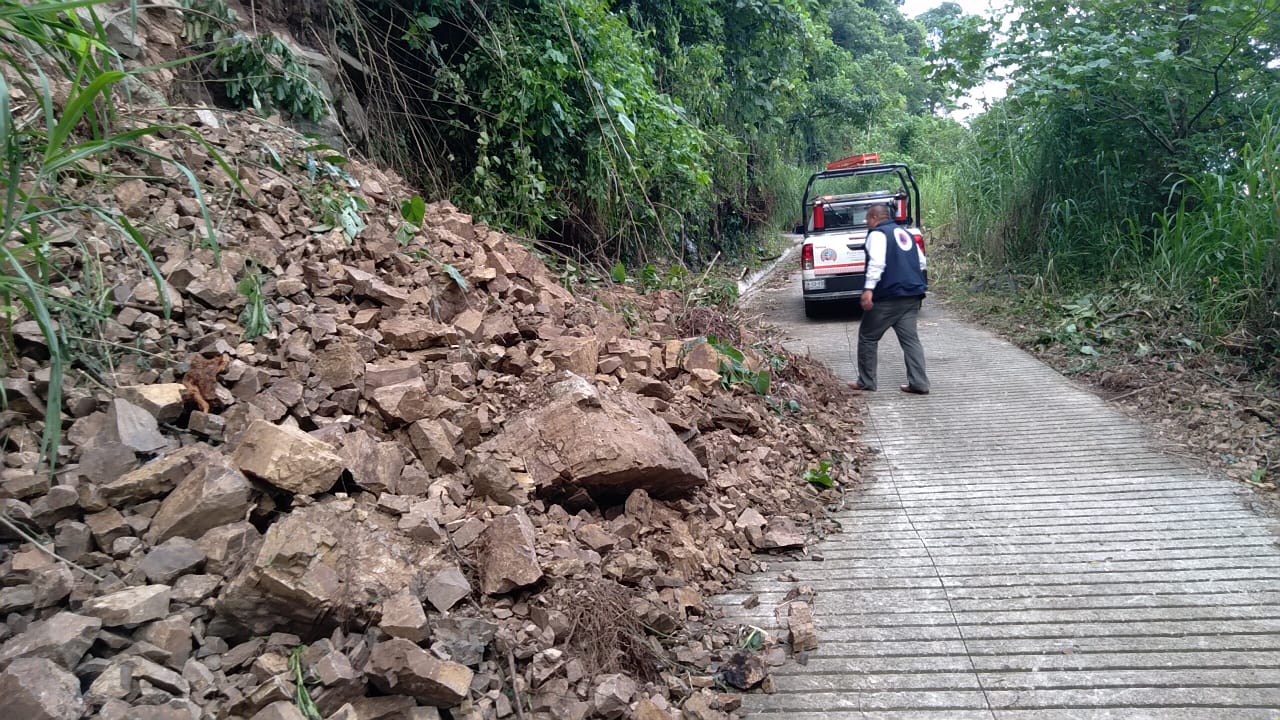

{"left": 817, "top": 203, "right": 868, "bottom": 230}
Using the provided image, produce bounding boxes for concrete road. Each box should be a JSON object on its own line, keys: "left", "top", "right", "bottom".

{"left": 720, "top": 251, "right": 1280, "bottom": 719}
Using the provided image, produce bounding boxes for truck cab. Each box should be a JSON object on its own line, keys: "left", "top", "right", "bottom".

{"left": 798, "top": 154, "right": 924, "bottom": 318}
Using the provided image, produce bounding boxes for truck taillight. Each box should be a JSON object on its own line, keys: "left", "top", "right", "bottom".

{"left": 913, "top": 232, "right": 924, "bottom": 251}
{"left": 801, "top": 243, "right": 814, "bottom": 270}
{"left": 812, "top": 203, "right": 825, "bottom": 230}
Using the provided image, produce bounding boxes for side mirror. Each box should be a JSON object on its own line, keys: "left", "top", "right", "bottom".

{"left": 792, "top": 224, "right": 804, "bottom": 235}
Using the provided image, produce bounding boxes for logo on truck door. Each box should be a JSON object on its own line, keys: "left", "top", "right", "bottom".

{"left": 893, "top": 227, "right": 914, "bottom": 252}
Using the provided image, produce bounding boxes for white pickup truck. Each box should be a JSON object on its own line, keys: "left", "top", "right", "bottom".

{"left": 797, "top": 154, "right": 925, "bottom": 318}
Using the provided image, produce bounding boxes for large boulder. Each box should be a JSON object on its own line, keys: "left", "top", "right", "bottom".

{"left": 215, "top": 498, "right": 444, "bottom": 635}
{"left": 480, "top": 374, "right": 705, "bottom": 500}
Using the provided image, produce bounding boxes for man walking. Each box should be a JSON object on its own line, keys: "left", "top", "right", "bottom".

{"left": 849, "top": 204, "right": 930, "bottom": 394}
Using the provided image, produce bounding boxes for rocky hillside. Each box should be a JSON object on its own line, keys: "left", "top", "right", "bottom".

{"left": 0, "top": 5, "right": 866, "bottom": 720}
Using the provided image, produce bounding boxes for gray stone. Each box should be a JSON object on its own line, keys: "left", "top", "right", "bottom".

{"left": 422, "top": 565, "right": 471, "bottom": 612}
{"left": 478, "top": 509, "right": 542, "bottom": 595}
{"left": 0, "top": 657, "right": 85, "bottom": 720}
{"left": 0, "top": 611, "right": 100, "bottom": 669}
{"left": 146, "top": 457, "right": 257, "bottom": 543}
{"left": 139, "top": 537, "right": 206, "bottom": 584}
{"left": 429, "top": 617, "right": 496, "bottom": 667}
{"left": 80, "top": 584, "right": 171, "bottom": 627}
{"left": 363, "top": 638, "right": 473, "bottom": 707}
{"left": 105, "top": 398, "right": 168, "bottom": 453}
{"left": 379, "top": 588, "right": 429, "bottom": 643}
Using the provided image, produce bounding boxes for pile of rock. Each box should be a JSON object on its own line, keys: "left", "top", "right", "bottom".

{"left": 0, "top": 50, "right": 863, "bottom": 720}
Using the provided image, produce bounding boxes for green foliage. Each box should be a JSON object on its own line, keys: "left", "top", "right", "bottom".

{"left": 0, "top": 0, "right": 223, "bottom": 471}
{"left": 237, "top": 262, "right": 274, "bottom": 340}
{"left": 181, "top": 0, "right": 327, "bottom": 121}
{"left": 334, "top": 0, "right": 961, "bottom": 266}
{"left": 955, "top": 0, "right": 1279, "bottom": 368}
{"left": 288, "top": 646, "right": 322, "bottom": 720}
{"left": 705, "top": 335, "right": 770, "bottom": 395}
{"left": 803, "top": 460, "right": 834, "bottom": 488}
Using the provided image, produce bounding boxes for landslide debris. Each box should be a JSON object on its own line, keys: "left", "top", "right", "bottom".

{"left": 0, "top": 10, "right": 867, "bottom": 719}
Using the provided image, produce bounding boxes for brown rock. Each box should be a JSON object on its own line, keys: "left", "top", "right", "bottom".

{"left": 0, "top": 611, "right": 100, "bottom": 669}
{"left": 758, "top": 517, "right": 805, "bottom": 550}
{"left": 369, "top": 378, "right": 432, "bottom": 424}
{"left": 197, "top": 521, "right": 261, "bottom": 575}
{"left": 379, "top": 316, "right": 456, "bottom": 350}
{"left": 313, "top": 343, "right": 365, "bottom": 390}
{"left": 146, "top": 457, "right": 258, "bottom": 543}
{"left": 422, "top": 565, "right": 470, "bottom": 612}
{"left": 85, "top": 507, "right": 131, "bottom": 552}
{"left": 339, "top": 432, "right": 404, "bottom": 494}
{"left": 364, "top": 638, "right": 473, "bottom": 707}
{"left": 364, "top": 359, "right": 421, "bottom": 390}
{"left": 251, "top": 701, "right": 308, "bottom": 720}
{"left": 105, "top": 398, "right": 168, "bottom": 452}
{"left": 633, "top": 698, "right": 675, "bottom": 720}
{"left": 138, "top": 537, "right": 206, "bottom": 583}
{"left": 344, "top": 266, "right": 410, "bottom": 308}
{"left": 482, "top": 375, "right": 706, "bottom": 500}
{"left": 98, "top": 445, "right": 207, "bottom": 505}
{"left": 80, "top": 585, "right": 171, "bottom": 627}
{"left": 787, "top": 601, "right": 819, "bottom": 652}
{"left": 591, "top": 673, "right": 636, "bottom": 720}
{"left": 544, "top": 335, "right": 600, "bottom": 377}
{"left": 379, "top": 588, "right": 429, "bottom": 643}
{"left": 468, "top": 457, "right": 531, "bottom": 506}
{"left": 0, "top": 658, "right": 85, "bottom": 720}
{"left": 231, "top": 420, "right": 344, "bottom": 495}
{"left": 117, "top": 384, "right": 187, "bottom": 422}
{"left": 478, "top": 509, "right": 542, "bottom": 595}
{"left": 407, "top": 418, "right": 461, "bottom": 474}
{"left": 216, "top": 499, "right": 443, "bottom": 635}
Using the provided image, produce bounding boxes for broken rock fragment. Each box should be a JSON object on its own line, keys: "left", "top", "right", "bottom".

{"left": 146, "top": 457, "right": 258, "bottom": 543}
{"left": 478, "top": 509, "right": 542, "bottom": 595}
{"left": 80, "top": 584, "right": 171, "bottom": 627}
{"left": 0, "top": 657, "right": 86, "bottom": 720}
{"left": 216, "top": 498, "right": 443, "bottom": 635}
{"left": 422, "top": 565, "right": 471, "bottom": 612}
{"left": 231, "top": 419, "right": 345, "bottom": 495}
{"left": 0, "top": 611, "right": 100, "bottom": 669}
{"left": 364, "top": 638, "right": 473, "bottom": 707}
{"left": 482, "top": 374, "right": 706, "bottom": 500}
{"left": 379, "top": 588, "right": 429, "bottom": 643}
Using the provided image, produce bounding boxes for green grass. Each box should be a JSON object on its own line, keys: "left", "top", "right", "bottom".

{"left": 0, "top": 0, "right": 226, "bottom": 472}
{"left": 952, "top": 108, "right": 1280, "bottom": 368}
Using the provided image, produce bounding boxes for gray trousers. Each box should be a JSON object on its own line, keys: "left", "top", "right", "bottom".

{"left": 856, "top": 295, "right": 929, "bottom": 391}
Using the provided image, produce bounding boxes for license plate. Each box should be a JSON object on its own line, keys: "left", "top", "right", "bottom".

{"left": 804, "top": 279, "right": 825, "bottom": 291}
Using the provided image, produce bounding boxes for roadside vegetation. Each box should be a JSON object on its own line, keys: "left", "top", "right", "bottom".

{"left": 929, "top": 0, "right": 1278, "bottom": 486}
{"left": 183, "top": 0, "right": 979, "bottom": 268}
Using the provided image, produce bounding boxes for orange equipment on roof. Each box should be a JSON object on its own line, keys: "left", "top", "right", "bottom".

{"left": 825, "top": 153, "right": 880, "bottom": 171}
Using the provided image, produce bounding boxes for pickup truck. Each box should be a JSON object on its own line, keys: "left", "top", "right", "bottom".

{"left": 797, "top": 154, "right": 924, "bottom": 318}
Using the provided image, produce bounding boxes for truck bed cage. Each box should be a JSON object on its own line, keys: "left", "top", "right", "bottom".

{"left": 801, "top": 163, "right": 921, "bottom": 230}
